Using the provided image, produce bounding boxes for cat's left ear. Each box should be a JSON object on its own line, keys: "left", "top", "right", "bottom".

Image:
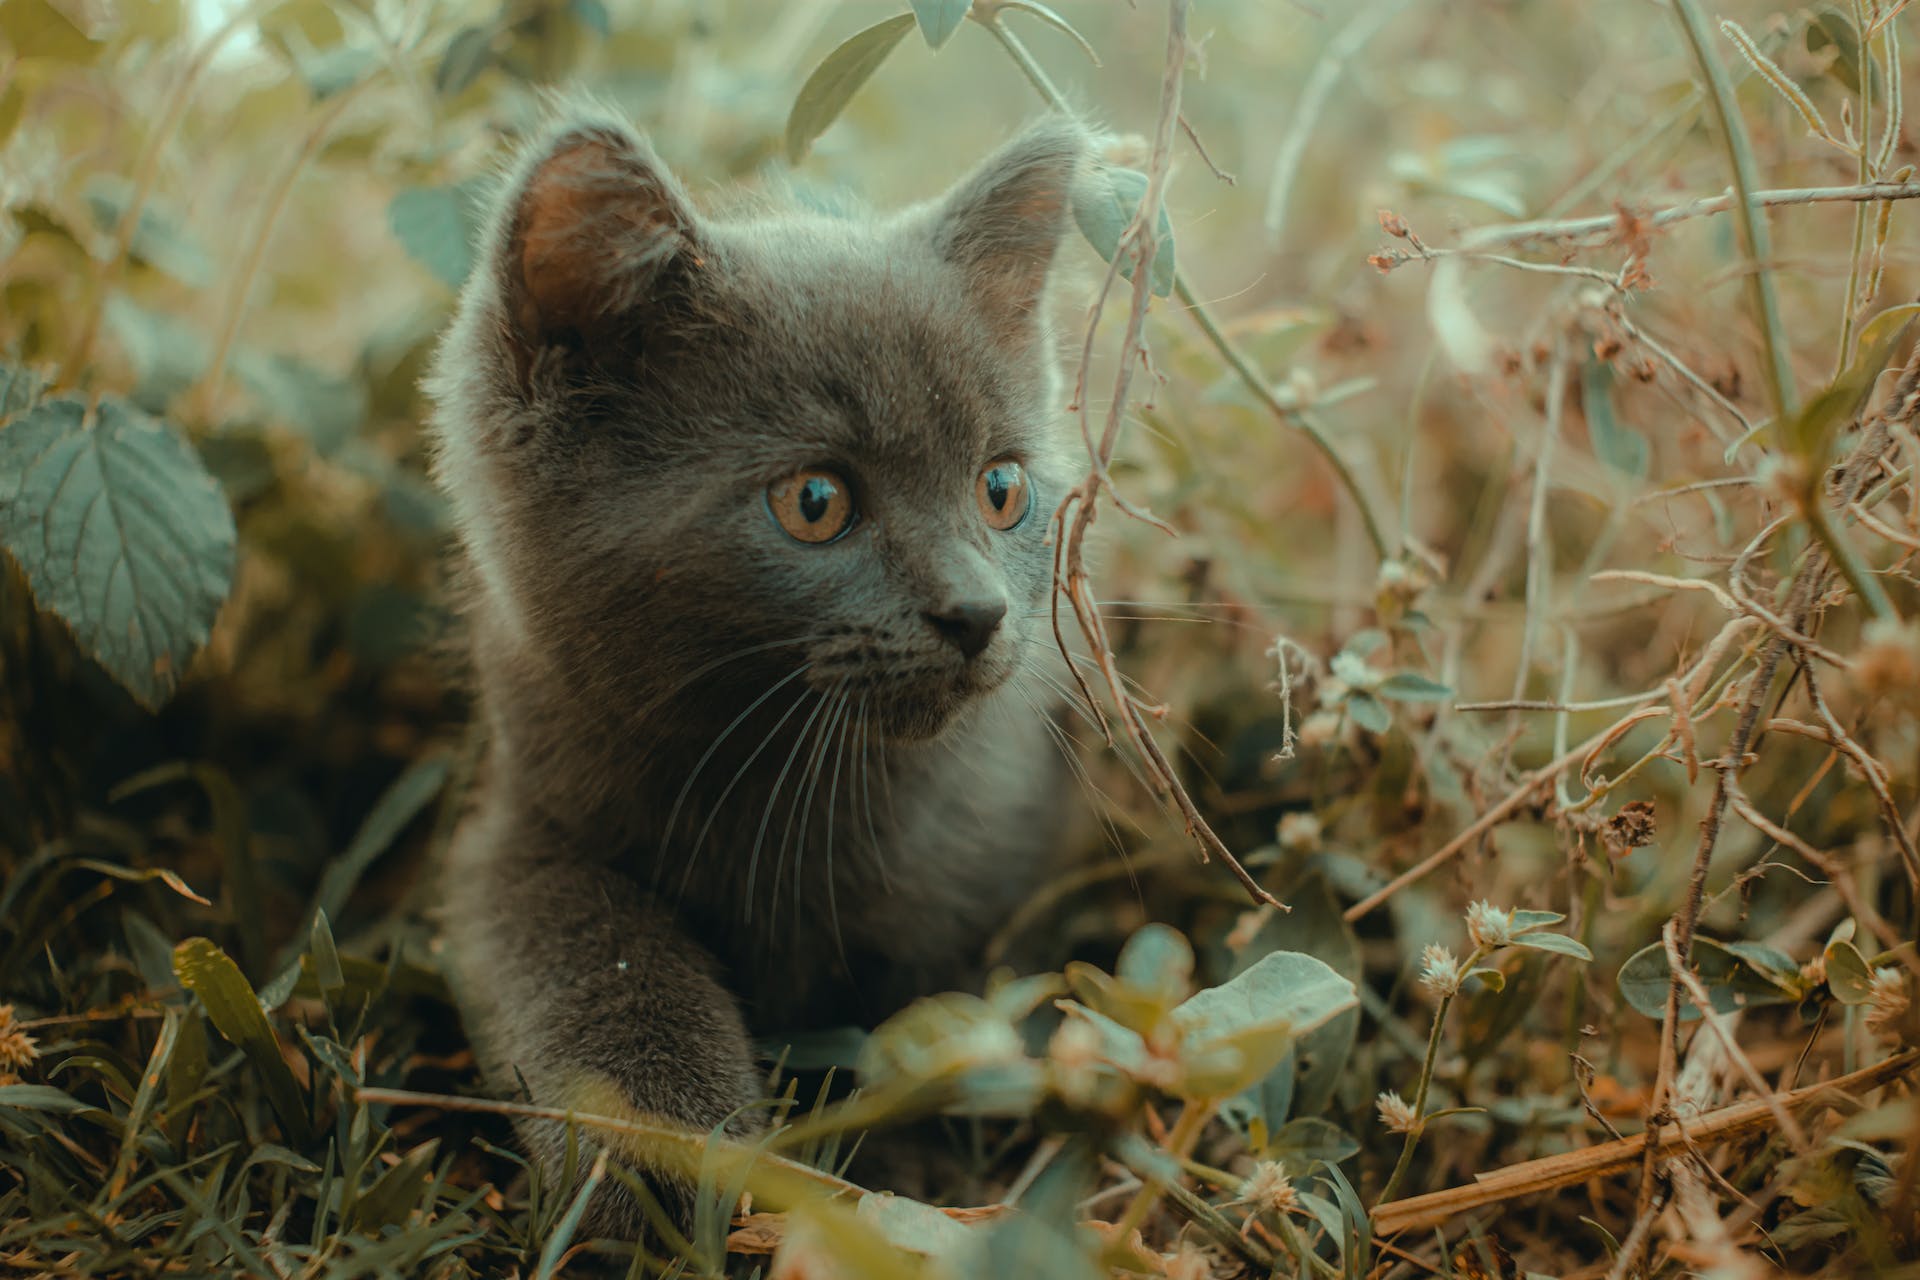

{"left": 927, "top": 117, "right": 1090, "bottom": 341}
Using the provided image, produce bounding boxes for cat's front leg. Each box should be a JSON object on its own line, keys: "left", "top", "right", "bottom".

{"left": 439, "top": 818, "right": 762, "bottom": 1239}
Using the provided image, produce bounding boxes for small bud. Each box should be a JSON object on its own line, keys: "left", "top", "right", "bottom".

{"left": 1378, "top": 208, "right": 1411, "bottom": 238}
{"left": 1238, "top": 1161, "right": 1299, "bottom": 1215}
{"left": 1593, "top": 335, "right": 1623, "bottom": 361}
{"left": 1368, "top": 251, "right": 1401, "bottom": 274}
{"left": 1866, "top": 966, "right": 1909, "bottom": 1034}
{"left": 1298, "top": 710, "right": 1343, "bottom": 748}
{"left": 1277, "top": 811, "right": 1323, "bottom": 852}
{"left": 1376, "top": 1090, "right": 1417, "bottom": 1133}
{"left": 1465, "top": 900, "right": 1514, "bottom": 950}
{"left": 0, "top": 1004, "right": 38, "bottom": 1087}
{"left": 1419, "top": 944, "right": 1462, "bottom": 997}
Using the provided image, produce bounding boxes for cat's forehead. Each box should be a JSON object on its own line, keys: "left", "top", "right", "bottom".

{"left": 705, "top": 217, "right": 1028, "bottom": 456}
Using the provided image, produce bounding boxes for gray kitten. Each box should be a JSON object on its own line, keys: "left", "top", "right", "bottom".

{"left": 426, "top": 107, "right": 1087, "bottom": 1234}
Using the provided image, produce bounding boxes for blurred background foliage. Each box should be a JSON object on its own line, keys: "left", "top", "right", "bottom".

{"left": 2, "top": 0, "right": 1918, "bottom": 1275}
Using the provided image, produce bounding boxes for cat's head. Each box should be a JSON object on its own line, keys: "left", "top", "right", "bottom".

{"left": 429, "top": 111, "right": 1089, "bottom": 744}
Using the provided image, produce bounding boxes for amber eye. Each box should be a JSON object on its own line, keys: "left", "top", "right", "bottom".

{"left": 767, "top": 468, "right": 856, "bottom": 544}
{"left": 976, "top": 458, "right": 1031, "bottom": 531}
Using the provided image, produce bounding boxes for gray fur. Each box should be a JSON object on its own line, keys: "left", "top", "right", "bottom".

{"left": 426, "top": 107, "right": 1089, "bottom": 1234}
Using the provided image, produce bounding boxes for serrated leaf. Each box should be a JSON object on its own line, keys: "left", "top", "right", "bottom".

{"left": 85, "top": 177, "right": 211, "bottom": 287}
{"left": 909, "top": 0, "right": 968, "bottom": 48}
{"left": 1581, "top": 359, "right": 1647, "bottom": 479}
{"left": 1346, "top": 690, "right": 1391, "bottom": 734}
{"left": 0, "top": 397, "right": 235, "bottom": 708}
{"left": 1, "top": 362, "right": 45, "bottom": 421}
{"left": 435, "top": 25, "right": 492, "bottom": 96}
{"left": 1825, "top": 938, "right": 1874, "bottom": 1005}
{"left": 1376, "top": 671, "right": 1452, "bottom": 703}
{"left": 172, "top": 937, "right": 312, "bottom": 1144}
{"left": 388, "top": 181, "right": 487, "bottom": 290}
{"left": 1511, "top": 931, "right": 1594, "bottom": 961}
{"left": 1070, "top": 164, "right": 1176, "bottom": 298}
{"left": 785, "top": 14, "right": 917, "bottom": 164}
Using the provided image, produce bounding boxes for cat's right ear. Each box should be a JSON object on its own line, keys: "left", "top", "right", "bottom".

{"left": 493, "top": 123, "right": 702, "bottom": 380}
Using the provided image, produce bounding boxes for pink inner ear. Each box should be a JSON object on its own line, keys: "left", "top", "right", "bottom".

{"left": 517, "top": 139, "right": 675, "bottom": 336}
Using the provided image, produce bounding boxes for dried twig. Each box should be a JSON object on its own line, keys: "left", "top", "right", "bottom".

{"left": 1370, "top": 1050, "right": 1920, "bottom": 1236}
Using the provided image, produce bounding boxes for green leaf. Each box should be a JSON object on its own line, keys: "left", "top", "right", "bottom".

{"left": 300, "top": 44, "right": 377, "bottom": 99}
{"left": 1617, "top": 936, "right": 1797, "bottom": 1020}
{"left": 85, "top": 177, "right": 211, "bottom": 287}
{"left": 1116, "top": 923, "right": 1194, "bottom": 1005}
{"left": 1581, "top": 359, "right": 1647, "bottom": 479}
{"left": 1070, "top": 164, "right": 1176, "bottom": 298}
{"left": 1269, "top": 1116, "right": 1359, "bottom": 1173}
{"left": 172, "top": 936, "right": 312, "bottom": 1145}
{"left": 105, "top": 294, "right": 207, "bottom": 411}
{"left": 1169, "top": 951, "right": 1356, "bottom": 1099}
{"left": 567, "top": 0, "right": 609, "bottom": 35}
{"left": 1508, "top": 909, "right": 1568, "bottom": 933}
{"left": 233, "top": 350, "right": 366, "bottom": 455}
{"left": 1376, "top": 671, "right": 1452, "bottom": 703}
{"left": 0, "top": 1084, "right": 100, "bottom": 1114}
{"left": 388, "top": 182, "right": 487, "bottom": 290}
{"left": 1825, "top": 938, "right": 1874, "bottom": 1005}
{"left": 1510, "top": 931, "right": 1594, "bottom": 961}
{"left": 435, "top": 25, "right": 492, "bottom": 97}
{"left": 1, "top": 362, "right": 45, "bottom": 421}
{"left": 0, "top": 397, "right": 235, "bottom": 709}
{"left": 785, "top": 14, "right": 917, "bottom": 164}
{"left": 909, "top": 0, "right": 968, "bottom": 48}
{"left": 1346, "top": 691, "right": 1391, "bottom": 734}
{"left": 277, "top": 754, "right": 450, "bottom": 972}
{"left": 1855, "top": 301, "right": 1920, "bottom": 355}
{"left": 351, "top": 1138, "right": 441, "bottom": 1232}
{"left": 1467, "top": 965, "right": 1506, "bottom": 992}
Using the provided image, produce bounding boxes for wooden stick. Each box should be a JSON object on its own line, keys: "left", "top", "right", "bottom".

{"left": 1370, "top": 1051, "right": 1919, "bottom": 1237}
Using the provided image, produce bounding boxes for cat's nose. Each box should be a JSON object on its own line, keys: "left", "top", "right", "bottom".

{"left": 923, "top": 598, "right": 1007, "bottom": 659}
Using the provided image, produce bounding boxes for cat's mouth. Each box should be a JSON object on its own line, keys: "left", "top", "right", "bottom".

{"left": 820, "top": 651, "right": 1019, "bottom": 744}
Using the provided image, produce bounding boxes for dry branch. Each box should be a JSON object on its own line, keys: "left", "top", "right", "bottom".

{"left": 1370, "top": 1050, "right": 1920, "bottom": 1237}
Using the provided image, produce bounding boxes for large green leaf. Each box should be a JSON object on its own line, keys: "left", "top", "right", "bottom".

{"left": 785, "top": 14, "right": 917, "bottom": 164}
{"left": 1169, "top": 951, "right": 1356, "bottom": 1098}
{"left": 1617, "top": 936, "right": 1797, "bottom": 1020}
{"left": 1070, "top": 164, "right": 1176, "bottom": 298}
{"left": 0, "top": 397, "right": 235, "bottom": 708}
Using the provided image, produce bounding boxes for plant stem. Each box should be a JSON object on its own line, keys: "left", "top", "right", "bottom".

{"left": 1835, "top": 0, "right": 1874, "bottom": 376}
{"left": 60, "top": 0, "right": 269, "bottom": 390}
{"left": 1114, "top": 1099, "right": 1214, "bottom": 1241}
{"left": 191, "top": 87, "right": 362, "bottom": 422}
{"left": 1377, "top": 945, "right": 1486, "bottom": 1204}
{"left": 1671, "top": 0, "right": 1797, "bottom": 424}
{"left": 983, "top": 12, "right": 1391, "bottom": 561}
